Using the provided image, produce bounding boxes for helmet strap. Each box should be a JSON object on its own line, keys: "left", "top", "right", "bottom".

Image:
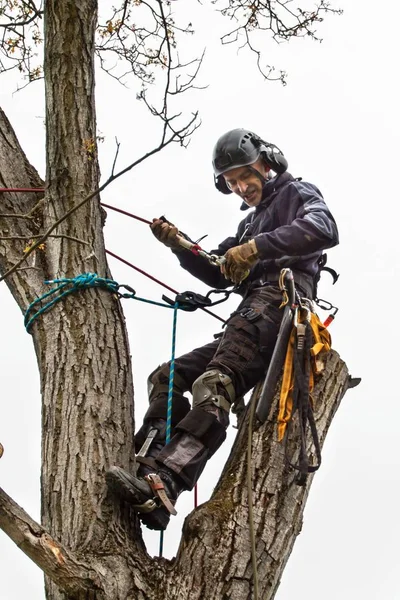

{"left": 247, "top": 164, "right": 269, "bottom": 187}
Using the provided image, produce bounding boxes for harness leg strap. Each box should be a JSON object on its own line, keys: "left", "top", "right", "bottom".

{"left": 144, "top": 473, "right": 177, "bottom": 516}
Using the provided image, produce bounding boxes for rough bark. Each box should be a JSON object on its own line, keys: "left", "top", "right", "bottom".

{"left": 173, "top": 351, "right": 348, "bottom": 600}
{"left": 0, "top": 2, "right": 350, "bottom": 599}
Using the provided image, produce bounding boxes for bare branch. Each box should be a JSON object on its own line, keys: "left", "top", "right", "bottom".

{"left": 217, "top": 0, "right": 342, "bottom": 82}
{"left": 0, "top": 486, "right": 103, "bottom": 596}
{"left": 0, "top": 116, "right": 198, "bottom": 282}
{"left": 111, "top": 137, "right": 121, "bottom": 178}
{"left": 0, "top": 0, "right": 43, "bottom": 81}
{"left": 95, "top": 0, "right": 203, "bottom": 141}
{"left": 0, "top": 197, "right": 45, "bottom": 220}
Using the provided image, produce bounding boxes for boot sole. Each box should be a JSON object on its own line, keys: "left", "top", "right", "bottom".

{"left": 106, "top": 467, "right": 170, "bottom": 530}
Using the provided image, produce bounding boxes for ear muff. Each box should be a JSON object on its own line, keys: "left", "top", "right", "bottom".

{"left": 260, "top": 146, "right": 288, "bottom": 174}
{"left": 214, "top": 175, "right": 232, "bottom": 195}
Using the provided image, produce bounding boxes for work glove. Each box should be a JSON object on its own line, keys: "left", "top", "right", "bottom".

{"left": 150, "top": 218, "right": 183, "bottom": 251}
{"left": 221, "top": 239, "right": 259, "bottom": 285}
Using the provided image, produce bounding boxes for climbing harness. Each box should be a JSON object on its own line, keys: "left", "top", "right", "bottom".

{"left": 256, "top": 268, "right": 333, "bottom": 485}
{"left": 278, "top": 305, "right": 331, "bottom": 485}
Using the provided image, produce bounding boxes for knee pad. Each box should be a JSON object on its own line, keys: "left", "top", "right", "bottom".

{"left": 192, "top": 369, "right": 236, "bottom": 413}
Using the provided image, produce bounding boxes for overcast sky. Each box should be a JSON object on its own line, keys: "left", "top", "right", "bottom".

{"left": 1, "top": 0, "right": 399, "bottom": 598}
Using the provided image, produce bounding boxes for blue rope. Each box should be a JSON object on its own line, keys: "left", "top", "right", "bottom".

{"left": 166, "top": 302, "right": 179, "bottom": 445}
{"left": 128, "top": 296, "right": 175, "bottom": 310}
{"left": 25, "top": 272, "right": 182, "bottom": 558}
{"left": 24, "top": 273, "right": 177, "bottom": 332}
{"left": 159, "top": 301, "right": 179, "bottom": 558}
{"left": 24, "top": 273, "right": 124, "bottom": 332}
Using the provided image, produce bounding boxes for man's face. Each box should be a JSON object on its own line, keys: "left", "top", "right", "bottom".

{"left": 222, "top": 159, "right": 270, "bottom": 207}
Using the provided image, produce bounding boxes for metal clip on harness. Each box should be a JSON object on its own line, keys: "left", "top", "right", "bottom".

{"left": 162, "top": 288, "right": 231, "bottom": 312}
{"left": 256, "top": 269, "right": 297, "bottom": 423}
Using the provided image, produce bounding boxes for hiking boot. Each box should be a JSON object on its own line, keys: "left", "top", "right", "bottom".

{"left": 106, "top": 465, "right": 182, "bottom": 531}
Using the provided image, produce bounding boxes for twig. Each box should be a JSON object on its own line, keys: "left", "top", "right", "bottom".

{"left": 0, "top": 120, "right": 197, "bottom": 283}
{"left": 0, "top": 197, "right": 45, "bottom": 220}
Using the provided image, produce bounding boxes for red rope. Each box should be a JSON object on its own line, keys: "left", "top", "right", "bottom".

{"left": 3, "top": 188, "right": 209, "bottom": 506}
{"left": 106, "top": 249, "right": 225, "bottom": 324}
{"left": 106, "top": 249, "right": 178, "bottom": 295}
{"left": 1, "top": 191, "right": 225, "bottom": 323}
{"left": 101, "top": 202, "right": 151, "bottom": 225}
{"left": 0, "top": 187, "right": 45, "bottom": 193}
{"left": 0, "top": 191, "right": 153, "bottom": 226}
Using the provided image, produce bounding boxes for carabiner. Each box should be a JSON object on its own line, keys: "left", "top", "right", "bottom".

{"left": 208, "top": 254, "right": 226, "bottom": 267}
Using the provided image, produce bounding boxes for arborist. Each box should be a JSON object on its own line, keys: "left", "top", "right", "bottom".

{"left": 106, "top": 128, "right": 339, "bottom": 530}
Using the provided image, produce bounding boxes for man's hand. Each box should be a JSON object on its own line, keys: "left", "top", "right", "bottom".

{"left": 221, "top": 239, "right": 259, "bottom": 284}
{"left": 150, "top": 218, "right": 183, "bottom": 250}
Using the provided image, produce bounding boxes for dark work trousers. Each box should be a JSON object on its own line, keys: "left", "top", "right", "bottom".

{"left": 138, "top": 284, "right": 285, "bottom": 489}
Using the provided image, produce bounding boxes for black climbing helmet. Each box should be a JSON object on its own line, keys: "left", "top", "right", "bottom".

{"left": 212, "top": 128, "right": 288, "bottom": 194}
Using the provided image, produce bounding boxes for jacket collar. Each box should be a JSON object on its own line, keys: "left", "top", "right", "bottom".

{"left": 239, "top": 172, "right": 294, "bottom": 211}
{"left": 260, "top": 171, "right": 294, "bottom": 205}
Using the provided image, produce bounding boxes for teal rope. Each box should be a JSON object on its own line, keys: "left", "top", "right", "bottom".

{"left": 24, "top": 273, "right": 124, "bottom": 332}
{"left": 128, "top": 296, "right": 175, "bottom": 310}
{"left": 166, "top": 302, "right": 179, "bottom": 444}
{"left": 24, "top": 273, "right": 177, "bottom": 333}
{"left": 159, "top": 301, "right": 179, "bottom": 558}
{"left": 25, "top": 272, "right": 182, "bottom": 558}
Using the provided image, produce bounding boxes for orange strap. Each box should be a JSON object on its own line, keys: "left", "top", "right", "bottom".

{"left": 277, "top": 311, "right": 331, "bottom": 441}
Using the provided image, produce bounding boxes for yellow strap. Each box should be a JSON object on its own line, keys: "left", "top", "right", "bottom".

{"left": 277, "top": 312, "right": 331, "bottom": 441}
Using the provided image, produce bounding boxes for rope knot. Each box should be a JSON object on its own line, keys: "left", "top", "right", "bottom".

{"left": 24, "top": 273, "right": 121, "bottom": 333}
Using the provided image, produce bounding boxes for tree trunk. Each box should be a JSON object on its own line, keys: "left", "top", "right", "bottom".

{"left": 0, "top": 3, "right": 351, "bottom": 599}
{"left": 40, "top": 1, "right": 142, "bottom": 598}
{"left": 174, "top": 351, "right": 348, "bottom": 599}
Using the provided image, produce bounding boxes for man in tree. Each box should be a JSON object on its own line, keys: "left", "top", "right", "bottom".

{"left": 106, "top": 128, "right": 339, "bottom": 530}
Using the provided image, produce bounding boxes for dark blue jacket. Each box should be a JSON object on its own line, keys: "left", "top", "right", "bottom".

{"left": 173, "top": 172, "right": 339, "bottom": 293}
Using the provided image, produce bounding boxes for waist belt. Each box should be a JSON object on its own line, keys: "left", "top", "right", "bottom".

{"left": 251, "top": 270, "right": 314, "bottom": 299}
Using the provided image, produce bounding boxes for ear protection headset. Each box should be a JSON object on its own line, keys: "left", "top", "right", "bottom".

{"left": 212, "top": 129, "right": 288, "bottom": 196}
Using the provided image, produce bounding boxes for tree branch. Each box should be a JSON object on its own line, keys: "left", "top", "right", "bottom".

{"left": 174, "top": 350, "right": 351, "bottom": 599}
{"left": 0, "top": 486, "right": 103, "bottom": 597}
{"left": 0, "top": 116, "right": 198, "bottom": 282}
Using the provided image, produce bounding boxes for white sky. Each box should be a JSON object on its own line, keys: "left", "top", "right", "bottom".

{"left": 1, "top": 0, "right": 399, "bottom": 598}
